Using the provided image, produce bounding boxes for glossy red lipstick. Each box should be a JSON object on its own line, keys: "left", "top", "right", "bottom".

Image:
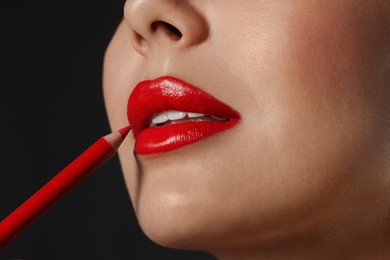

{"left": 127, "top": 76, "right": 240, "bottom": 154}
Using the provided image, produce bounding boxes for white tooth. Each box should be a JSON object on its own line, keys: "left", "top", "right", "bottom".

{"left": 167, "top": 110, "right": 187, "bottom": 121}
{"left": 188, "top": 112, "right": 205, "bottom": 118}
{"left": 152, "top": 112, "right": 169, "bottom": 125}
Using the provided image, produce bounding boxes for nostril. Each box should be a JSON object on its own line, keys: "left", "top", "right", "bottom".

{"left": 151, "top": 21, "right": 183, "bottom": 41}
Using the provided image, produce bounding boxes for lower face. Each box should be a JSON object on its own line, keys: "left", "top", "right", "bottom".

{"left": 103, "top": 0, "right": 390, "bottom": 254}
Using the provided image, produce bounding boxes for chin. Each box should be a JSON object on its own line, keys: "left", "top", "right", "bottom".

{"left": 135, "top": 191, "right": 215, "bottom": 250}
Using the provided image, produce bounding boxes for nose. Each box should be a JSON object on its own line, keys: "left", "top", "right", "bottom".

{"left": 124, "top": 0, "right": 209, "bottom": 56}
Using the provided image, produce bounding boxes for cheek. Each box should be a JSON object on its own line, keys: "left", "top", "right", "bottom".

{"left": 208, "top": 1, "right": 387, "bottom": 228}
{"left": 261, "top": 3, "right": 389, "bottom": 210}
{"left": 279, "top": 2, "right": 386, "bottom": 155}
{"left": 212, "top": 2, "right": 378, "bottom": 169}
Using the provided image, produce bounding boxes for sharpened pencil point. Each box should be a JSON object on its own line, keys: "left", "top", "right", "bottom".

{"left": 118, "top": 125, "right": 132, "bottom": 139}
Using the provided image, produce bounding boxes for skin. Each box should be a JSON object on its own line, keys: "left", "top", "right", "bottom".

{"left": 103, "top": 0, "right": 390, "bottom": 258}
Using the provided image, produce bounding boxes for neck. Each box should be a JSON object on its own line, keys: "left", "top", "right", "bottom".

{"left": 212, "top": 233, "right": 390, "bottom": 260}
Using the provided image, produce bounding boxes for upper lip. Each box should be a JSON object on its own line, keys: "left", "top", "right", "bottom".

{"left": 127, "top": 76, "right": 240, "bottom": 136}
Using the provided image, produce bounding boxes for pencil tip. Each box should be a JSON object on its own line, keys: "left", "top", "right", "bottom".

{"left": 118, "top": 125, "right": 132, "bottom": 139}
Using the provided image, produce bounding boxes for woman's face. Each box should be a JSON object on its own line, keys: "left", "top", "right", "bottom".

{"left": 103, "top": 0, "right": 390, "bottom": 255}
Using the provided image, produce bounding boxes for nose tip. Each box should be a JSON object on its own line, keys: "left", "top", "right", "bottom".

{"left": 124, "top": 0, "right": 209, "bottom": 56}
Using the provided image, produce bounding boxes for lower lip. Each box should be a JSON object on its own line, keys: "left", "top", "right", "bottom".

{"left": 135, "top": 119, "right": 240, "bottom": 154}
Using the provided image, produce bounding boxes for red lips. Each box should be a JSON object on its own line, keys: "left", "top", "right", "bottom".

{"left": 127, "top": 76, "right": 240, "bottom": 154}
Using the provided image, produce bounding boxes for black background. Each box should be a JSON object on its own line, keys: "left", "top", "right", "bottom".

{"left": 0, "top": 1, "right": 215, "bottom": 259}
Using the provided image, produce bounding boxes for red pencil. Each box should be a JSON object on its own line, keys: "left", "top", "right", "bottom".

{"left": 0, "top": 125, "right": 132, "bottom": 250}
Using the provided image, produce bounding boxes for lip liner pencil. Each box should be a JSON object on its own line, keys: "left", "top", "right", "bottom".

{"left": 0, "top": 125, "right": 132, "bottom": 250}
